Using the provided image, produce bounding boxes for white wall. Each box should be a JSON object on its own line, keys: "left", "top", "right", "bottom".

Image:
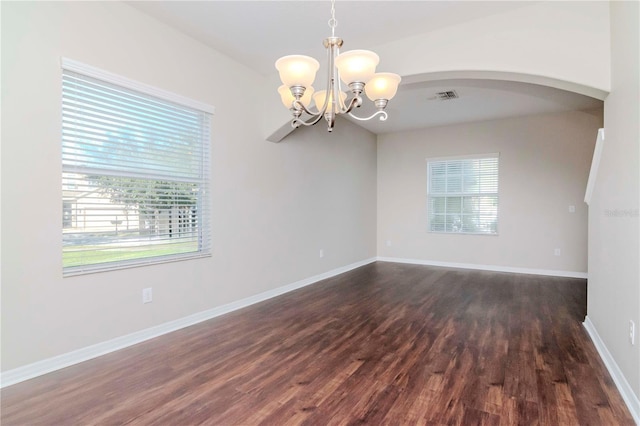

{"left": 375, "top": 1, "right": 610, "bottom": 96}
{"left": 0, "top": 2, "right": 377, "bottom": 371}
{"left": 377, "top": 110, "right": 602, "bottom": 274}
{"left": 588, "top": 0, "right": 640, "bottom": 400}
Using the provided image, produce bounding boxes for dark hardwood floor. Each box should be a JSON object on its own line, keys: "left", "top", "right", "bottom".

{"left": 1, "top": 262, "right": 635, "bottom": 425}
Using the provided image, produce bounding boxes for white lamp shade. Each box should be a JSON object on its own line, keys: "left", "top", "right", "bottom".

{"left": 278, "top": 85, "right": 314, "bottom": 109}
{"left": 365, "top": 73, "right": 402, "bottom": 101}
{"left": 313, "top": 90, "right": 347, "bottom": 110}
{"left": 275, "top": 55, "right": 320, "bottom": 88}
{"left": 335, "top": 50, "right": 379, "bottom": 85}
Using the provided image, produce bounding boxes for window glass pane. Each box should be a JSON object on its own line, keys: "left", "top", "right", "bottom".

{"left": 427, "top": 155, "right": 498, "bottom": 235}
{"left": 461, "top": 215, "right": 477, "bottom": 233}
{"left": 446, "top": 162, "right": 463, "bottom": 175}
{"left": 62, "top": 73, "right": 205, "bottom": 181}
{"left": 430, "top": 214, "right": 445, "bottom": 232}
{"left": 62, "top": 66, "right": 211, "bottom": 275}
{"left": 463, "top": 175, "right": 478, "bottom": 193}
{"left": 63, "top": 201, "right": 73, "bottom": 228}
{"left": 462, "top": 196, "right": 475, "bottom": 214}
{"left": 431, "top": 162, "right": 446, "bottom": 176}
{"left": 445, "top": 214, "right": 462, "bottom": 232}
{"left": 446, "top": 196, "right": 462, "bottom": 213}
{"left": 446, "top": 175, "right": 462, "bottom": 193}
{"left": 478, "top": 214, "right": 498, "bottom": 234}
{"left": 463, "top": 159, "right": 479, "bottom": 173}
{"left": 63, "top": 173, "right": 201, "bottom": 268}
{"left": 431, "top": 197, "right": 446, "bottom": 214}
{"left": 430, "top": 175, "right": 447, "bottom": 194}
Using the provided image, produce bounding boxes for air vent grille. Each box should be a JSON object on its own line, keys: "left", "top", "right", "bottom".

{"left": 433, "top": 90, "right": 459, "bottom": 100}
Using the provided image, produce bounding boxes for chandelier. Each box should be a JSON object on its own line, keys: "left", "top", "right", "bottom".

{"left": 275, "top": 0, "right": 401, "bottom": 132}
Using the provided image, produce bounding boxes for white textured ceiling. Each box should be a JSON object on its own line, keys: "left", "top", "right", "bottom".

{"left": 128, "top": 1, "right": 603, "bottom": 134}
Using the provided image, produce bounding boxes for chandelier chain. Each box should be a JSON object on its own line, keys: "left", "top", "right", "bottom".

{"left": 328, "top": 0, "right": 337, "bottom": 37}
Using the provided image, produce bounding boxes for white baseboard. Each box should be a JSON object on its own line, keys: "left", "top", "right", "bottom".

{"left": 376, "top": 256, "right": 588, "bottom": 279}
{"left": 0, "top": 257, "right": 377, "bottom": 388}
{"left": 583, "top": 316, "right": 640, "bottom": 424}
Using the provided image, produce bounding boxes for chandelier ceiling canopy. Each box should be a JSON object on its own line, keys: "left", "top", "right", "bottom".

{"left": 275, "top": 0, "right": 402, "bottom": 132}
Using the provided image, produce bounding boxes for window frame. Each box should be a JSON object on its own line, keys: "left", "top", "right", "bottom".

{"left": 426, "top": 153, "right": 499, "bottom": 236}
{"left": 61, "top": 58, "right": 214, "bottom": 277}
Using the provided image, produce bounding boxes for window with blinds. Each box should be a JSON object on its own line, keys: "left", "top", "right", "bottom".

{"left": 427, "top": 155, "right": 499, "bottom": 234}
{"left": 61, "top": 60, "right": 213, "bottom": 276}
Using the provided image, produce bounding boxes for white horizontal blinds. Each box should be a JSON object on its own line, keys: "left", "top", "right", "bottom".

{"left": 62, "top": 71, "right": 206, "bottom": 181}
{"left": 428, "top": 156, "right": 498, "bottom": 234}
{"left": 62, "top": 68, "right": 211, "bottom": 275}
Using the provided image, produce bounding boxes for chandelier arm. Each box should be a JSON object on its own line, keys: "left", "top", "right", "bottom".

{"left": 292, "top": 99, "right": 319, "bottom": 117}
{"left": 347, "top": 110, "right": 389, "bottom": 122}
{"left": 290, "top": 38, "right": 337, "bottom": 129}
{"left": 291, "top": 111, "right": 326, "bottom": 128}
{"left": 333, "top": 44, "right": 353, "bottom": 115}
{"left": 341, "top": 95, "right": 363, "bottom": 114}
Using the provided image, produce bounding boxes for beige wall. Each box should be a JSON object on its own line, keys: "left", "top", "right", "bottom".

{"left": 377, "top": 110, "right": 603, "bottom": 274}
{"left": 589, "top": 0, "right": 640, "bottom": 398}
{"left": 0, "top": 2, "right": 377, "bottom": 371}
{"left": 374, "top": 1, "right": 610, "bottom": 95}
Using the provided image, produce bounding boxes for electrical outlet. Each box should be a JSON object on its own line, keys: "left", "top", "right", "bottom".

{"left": 554, "top": 248, "right": 561, "bottom": 256}
{"left": 568, "top": 205, "right": 576, "bottom": 213}
{"left": 319, "top": 249, "right": 324, "bottom": 258}
{"left": 142, "top": 287, "right": 153, "bottom": 304}
{"left": 386, "top": 240, "right": 392, "bottom": 247}
{"left": 630, "top": 320, "right": 636, "bottom": 345}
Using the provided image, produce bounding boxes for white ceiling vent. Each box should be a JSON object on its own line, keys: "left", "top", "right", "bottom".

{"left": 431, "top": 90, "right": 459, "bottom": 101}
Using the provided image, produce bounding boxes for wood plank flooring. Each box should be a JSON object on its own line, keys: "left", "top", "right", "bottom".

{"left": 1, "top": 262, "right": 635, "bottom": 425}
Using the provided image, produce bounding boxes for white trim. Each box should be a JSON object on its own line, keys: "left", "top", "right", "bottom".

{"left": 1, "top": 257, "right": 376, "bottom": 388}
{"left": 63, "top": 253, "right": 212, "bottom": 278}
{"left": 583, "top": 316, "right": 640, "bottom": 424}
{"left": 376, "top": 256, "right": 588, "bottom": 279}
{"left": 61, "top": 58, "right": 215, "bottom": 114}
{"left": 584, "top": 128, "right": 604, "bottom": 205}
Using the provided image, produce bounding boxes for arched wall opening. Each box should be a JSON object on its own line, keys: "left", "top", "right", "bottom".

{"left": 268, "top": 70, "right": 607, "bottom": 142}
